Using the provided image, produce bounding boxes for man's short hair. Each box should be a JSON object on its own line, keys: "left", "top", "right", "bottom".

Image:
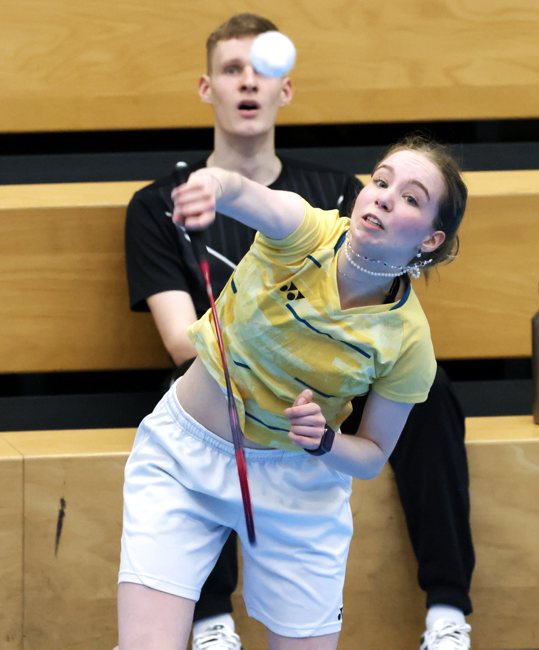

{"left": 206, "top": 13, "right": 278, "bottom": 72}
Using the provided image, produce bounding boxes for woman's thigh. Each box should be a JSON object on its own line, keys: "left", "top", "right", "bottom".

{"left": 118, "top": 583, "right": 195, "bottom": 650}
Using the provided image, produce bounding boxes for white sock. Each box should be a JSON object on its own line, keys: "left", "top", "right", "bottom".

{"left": 192, "top": 613, "right": 235, "bottom": 637}
{"left": 426, "top": 605, "right": 466, "bottom": 630}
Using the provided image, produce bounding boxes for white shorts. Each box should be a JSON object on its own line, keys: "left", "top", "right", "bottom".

{"left": 119, "top": 382, "right": 353, "bottom": 638}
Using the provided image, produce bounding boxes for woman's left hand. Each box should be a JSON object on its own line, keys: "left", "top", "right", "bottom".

{"left": 284, "top": 389, "right": 327, "bottom": 451}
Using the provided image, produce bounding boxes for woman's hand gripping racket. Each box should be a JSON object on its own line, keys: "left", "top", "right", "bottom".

{"left": 172, "top": 162, "right": 256, "bottom": 545}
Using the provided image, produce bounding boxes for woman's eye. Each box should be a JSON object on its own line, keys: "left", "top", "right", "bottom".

{"left": 404, "top": 195, "right": 418, "bottom": 206}
{"left": 374, "top": 178, "right": 387, "bottom": 188}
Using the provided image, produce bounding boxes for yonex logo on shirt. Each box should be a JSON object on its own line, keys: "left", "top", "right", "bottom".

{"left": 280, "top": 282, "right": 304, "bottom": 301}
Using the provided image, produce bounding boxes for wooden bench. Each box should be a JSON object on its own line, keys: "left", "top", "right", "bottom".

{"left": 0, "top": 437, "right": 23, "bottom": 649}
{"left": 1, "top": 416, "right": 537, "bottom": 649}
{"left": 0, "top": 170, "right": 537, "bottom": 376}
{"left": 1, "top": 0, "right": 538, "bottom": 133}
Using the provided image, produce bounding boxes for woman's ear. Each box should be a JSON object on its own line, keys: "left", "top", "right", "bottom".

{"left": 420, "top": 230, "right": 446, "bottom": 253}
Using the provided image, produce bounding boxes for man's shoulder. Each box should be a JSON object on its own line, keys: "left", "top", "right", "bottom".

{"left": 277, "top": 156, "right": 362, "bottom": 211}
{"left": 280, "top": 156, "right": 357, "bottom": 183}
{"left": 132, "top": 174, "right": 173, "bottom": 198}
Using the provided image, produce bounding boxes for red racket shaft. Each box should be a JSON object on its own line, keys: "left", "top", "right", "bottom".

{"left": 172, "top": 163, "right": 256, "bottom": 544}
{"left": 193, "top": 242, "right": 256, "bottom": 545}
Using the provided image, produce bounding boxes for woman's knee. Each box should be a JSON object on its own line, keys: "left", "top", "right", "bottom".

{"left": 267, "top": 630, "right": 339, "bottom": 650}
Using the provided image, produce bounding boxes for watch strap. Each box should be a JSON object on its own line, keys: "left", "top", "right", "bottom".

{"left": 305, "top": 424, "right": 335, "bottom": 456}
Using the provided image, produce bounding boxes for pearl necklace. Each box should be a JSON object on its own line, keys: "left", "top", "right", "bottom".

{"left": 343, "top": 234, "right": 432, "bottom": 279}
{"left": 337, "top": 256, "right": 402, "bottom": 303}
{"left": 343, "top": 243, "right": 404, "bottom": 277}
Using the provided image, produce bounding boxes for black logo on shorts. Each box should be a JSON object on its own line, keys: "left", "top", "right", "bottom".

{"left": 280, "top": 282, "right": 304, "bottom": 301}
{"left": 338, "top": 606, "right": 343, "bottom": 621}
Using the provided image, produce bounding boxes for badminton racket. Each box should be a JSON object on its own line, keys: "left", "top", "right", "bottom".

{"left": 173, "top": 162, "right": 256, "bottom": 545}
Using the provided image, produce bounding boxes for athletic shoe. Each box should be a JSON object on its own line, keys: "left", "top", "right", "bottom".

{"left": 192, "top": 623, "right": 242, "bottom": 650}
{"left": 420, "top": 619, "right": 471, "bottom": 649}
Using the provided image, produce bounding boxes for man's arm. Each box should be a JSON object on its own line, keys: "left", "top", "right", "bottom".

{"left": 125, "top": 179, "right": 209, "bottom": 369}
{"left": 147, "top": 290, "right": 198, "bottom": 366}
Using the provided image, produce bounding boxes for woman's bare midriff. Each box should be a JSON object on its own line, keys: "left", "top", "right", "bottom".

{"left": 176, "top": 357, "right": 275, "bottom": 450}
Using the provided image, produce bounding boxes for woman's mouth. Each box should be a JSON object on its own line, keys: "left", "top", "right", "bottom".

{"left": 362, "top": 214, "right": 385, "bottom": 230}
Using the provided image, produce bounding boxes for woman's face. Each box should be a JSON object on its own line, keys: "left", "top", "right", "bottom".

{"left": 349, "top": 150, "right": 446, "bottom": 265}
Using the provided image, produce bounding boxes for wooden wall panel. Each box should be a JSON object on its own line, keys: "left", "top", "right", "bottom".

{"left": 1, "top": 0, "right": 538, "bottom": 133}
{"left": 1, "top": 417, "right": 538, "bottom": 648}
{"left": 465, "top": 436, "right": 539, "bottom": 648}
{"left": 414, "top": 173, "right": 539, "bottom": 359}
{"left": 0, "top": 436, "right": 23, "bottom": 649}
{"left": 1, "top": 170, "right": 537, "bottom": 373}
{"left": 0, "top": 182, "right": 169, "bottom": 372}
{"left": 3, "top": 428, "right": 134, "bottom": 650}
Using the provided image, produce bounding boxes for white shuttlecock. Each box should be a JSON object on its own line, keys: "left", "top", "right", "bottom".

{"left": 250, "top": 31, "right": 296, "bottom": 77}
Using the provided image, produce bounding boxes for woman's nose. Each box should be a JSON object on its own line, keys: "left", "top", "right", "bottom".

{"left": 375, "top": 196, "right": 390, "bottom": 211}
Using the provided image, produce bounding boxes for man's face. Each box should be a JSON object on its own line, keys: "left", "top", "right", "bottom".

{"left": 199, "top": 36, "right": 293, "bottom": 138}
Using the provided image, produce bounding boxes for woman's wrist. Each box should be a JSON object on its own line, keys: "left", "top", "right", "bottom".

{"left": 305, "top": 424, "right": 335, "bottom": 456}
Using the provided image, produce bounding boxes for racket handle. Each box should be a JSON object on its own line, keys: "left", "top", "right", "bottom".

{"left": 172, "top": 160, "right": 190, "bottom": 186}
{"left": 189, "top": 230, "right": 209, "bottom": 266}
{"left": 172, "top": 161, "right": 209, "bottom": 266}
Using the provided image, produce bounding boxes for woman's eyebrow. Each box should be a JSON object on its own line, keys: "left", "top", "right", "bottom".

{"left": 374, "top": 163, "right": 430, "bottom": 200}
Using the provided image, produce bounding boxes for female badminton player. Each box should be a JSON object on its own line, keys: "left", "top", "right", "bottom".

{"left": 117, "top": 135, "right": 467, "bottom": 650}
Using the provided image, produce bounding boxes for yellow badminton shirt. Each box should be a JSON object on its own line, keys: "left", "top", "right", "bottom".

{"left": 189, "top": 200, "right": 437, "bottom": 450}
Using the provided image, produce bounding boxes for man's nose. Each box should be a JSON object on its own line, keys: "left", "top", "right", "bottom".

{"left": 240, "top": 65, "right": 259, "bottom": 90}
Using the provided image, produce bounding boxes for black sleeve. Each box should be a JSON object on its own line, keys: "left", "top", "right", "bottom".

{"left": 124, "top": 181, "right": 206, "bottom": 314}
{"left": 275, "top": 158, "right": 363, "bottom": 215}
{"left": 338, "top": 174, "right": 364, "bottom": 216}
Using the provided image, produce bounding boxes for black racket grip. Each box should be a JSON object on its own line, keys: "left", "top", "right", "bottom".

{"left": 189, "top": 230, "right": 208, "bottom": 266}
{"left": 172, "top": 160, "right": 190, "bottom": 186}
{"left": 172, "top": 161, "right": 209, "bottom": 266}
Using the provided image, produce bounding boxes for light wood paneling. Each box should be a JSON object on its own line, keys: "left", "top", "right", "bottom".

{"left": 0, "top": 436, "right": 23, "bottom": 649}
{"left": 1, "top": 170, "right": 537, "bottom": 373}
{"left": 1, "top": 0, "right": 538, "bottom": 133}
{"left": 465, "top": 435, "right": 539, "bottom": 648}
{"left": 0, "top": 182, "right": 169, "bottom": 372}
{"left": 3, "top": 428, "right": 134, "bottom": 650}
{"left": 416, "top": 192, "right": 539, "bottom": 359}
{"left": 1, "top": 417, "right": 538, "bottom": 648}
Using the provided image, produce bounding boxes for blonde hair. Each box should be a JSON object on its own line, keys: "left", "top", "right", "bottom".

{"left": 206, "top": 13, "right": 278, "bottom": 73}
